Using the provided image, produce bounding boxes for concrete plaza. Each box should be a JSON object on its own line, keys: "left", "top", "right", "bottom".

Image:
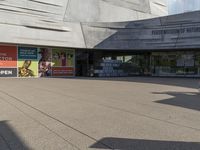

{"left": 0, "top": 77, "right": 199, "bottom": 150}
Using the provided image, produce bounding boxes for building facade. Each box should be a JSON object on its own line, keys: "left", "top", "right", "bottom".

{"left": 1, "top": 0, "right": 199, "bottom": 77}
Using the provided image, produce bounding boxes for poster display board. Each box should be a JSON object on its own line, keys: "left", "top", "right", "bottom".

{"left": 0, "top": 45, "right": 75, "bottom": 78}
{"left": 38, "top": 48, "right": 52, "bottom": 77}
{"left": 52, "top": 48, "right": 75, "bottom": 77}
{"left": 18, "top": 60, "right": 38, "bottom": 77}
{"left": 18, "top": 47, "right": 38, "bottom": 60}
{"left": 18, "top": 47, "right": 38, "bottom": 77}
{"left": 0, "top": 45, "right": 17, "bottom": 77}
{"left": 52, "top": 48, "right": 74, "bottom": 67}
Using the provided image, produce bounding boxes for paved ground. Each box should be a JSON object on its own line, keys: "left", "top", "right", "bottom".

{"left": 0, "top": 77, "right": 200, "bottom": 150}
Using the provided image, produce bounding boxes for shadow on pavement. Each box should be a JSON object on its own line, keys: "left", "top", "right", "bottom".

{"left": 52, "top": 77, "right": 199, "bottom": 89}
{"left": 0, "top": 121, "right": 30, "bottom": 150}
{"left": 90, "top": 137, "right": 200, "bottom": 150}
{"left": 154, "top": 92, "right": 200, "bottom": 111}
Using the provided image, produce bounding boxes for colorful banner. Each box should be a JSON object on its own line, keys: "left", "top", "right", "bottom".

{"left": 38, "top": 48, "right": 52, "bottom": 77}
{"left": 18, "top": 47, "right": 38, "bottom": 60}
{"left": 52, "top": 48, "right": 74, "bottom": 67}
{"left": 0, "top": 45, "right": 17, "bottom": 67}
{"left": 0, "top": 68, "right": 17, "bottom": 77}
{"left": 0, "top": 45, "right": 75, "bottom": 78}
{"left": 52, "top": 67, "right": 74, "bottom": 76}
{"left": 66, "top": 50, "right": 74, "bottom": 67}
{"left": 18, "top": 60, "right": 38, "bottom": 77}
{"left": 18, "top": 46, "right": 38, "bottom": 77}
{"left": 52, "top": 48, "right": 75, "bottom": 77}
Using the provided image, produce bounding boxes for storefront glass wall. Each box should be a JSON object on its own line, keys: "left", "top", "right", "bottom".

{"left": 119, "top": 54, "right": 151, "bottom": 76}
{"left": 89, "top": 51, "right": 200, "bottom": 77}
{"left": 151, "top": 51, "right": 200, "bottom": 77}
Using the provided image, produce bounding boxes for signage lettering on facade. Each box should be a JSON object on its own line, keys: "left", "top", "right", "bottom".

{"left": 18, "top": 47, "right": 38, "bottom": 60}
{"left": 0, "top": 70, "right": 12, "bottom": 75}
{"left": 0, "top": 68, "right": 17, "bottom": 77}
{"left": 0, "top": 46, "right": 17, "bottom": 67}
{"left": 152, "top": 27, "right": 200, "bottom": 35}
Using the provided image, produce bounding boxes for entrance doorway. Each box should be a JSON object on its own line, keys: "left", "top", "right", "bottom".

{"left": 75, "top": 50, "right": 94, "bottom": 77}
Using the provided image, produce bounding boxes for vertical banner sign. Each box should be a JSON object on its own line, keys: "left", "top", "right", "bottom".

{"left": 0, "top": 45, "right": 17, "bottom": 77}
{"left": 18, "top": 47, "right": 38, "bottom": 77}
{"left": 38, "top": 48, "right": 52, "bottom": 77}
{"left": 52, "top": 48, "right": 75, "bottom": 76}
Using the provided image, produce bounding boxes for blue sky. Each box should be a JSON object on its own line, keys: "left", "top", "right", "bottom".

{"left": 168, "top": 0, "right": 200, "bottom": 14}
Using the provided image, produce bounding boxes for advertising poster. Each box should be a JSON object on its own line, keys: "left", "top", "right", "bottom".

{"left": 38, "top": 48, "right": 52, "bottom": 77}
{"left": 52, "top": 48, "right": 74, "bottom": 76}
{"left": 18, "top": 47, "right": 38, "bottom": 77}
{"left": 18, "top": 47, "right": 38, "bottom": 60}
{"left": 0, "top": 45, "right": 17, "bottom": 77}
{"left": 18, "top": 60, "right": 38, "bottom": 77}
{"left": 66, "top": 50, "right": 74, "bottom": 67}
{"left": 52, "top": 48, "right": 74, "bottom": 67}
{"left": 0, "top": 45, "right": 17, "bottom": 67}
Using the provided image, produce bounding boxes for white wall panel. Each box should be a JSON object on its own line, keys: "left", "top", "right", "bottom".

{"left": 0, "top": 0, "right": 168, "bottom": 48}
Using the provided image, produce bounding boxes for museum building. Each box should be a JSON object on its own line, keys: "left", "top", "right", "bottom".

{"left": 0, "top": 0, "right": 200, "bottom": 78}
